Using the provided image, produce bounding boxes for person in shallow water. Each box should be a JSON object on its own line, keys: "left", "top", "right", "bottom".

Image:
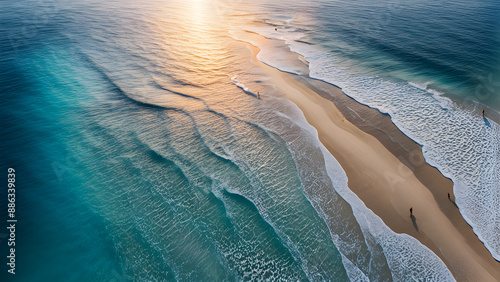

{"left": 483, "top": 109, "right": 485, "bottom": 118}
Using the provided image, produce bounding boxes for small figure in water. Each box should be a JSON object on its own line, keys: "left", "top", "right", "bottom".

{"left": 448, "top": 193, "right": 451, "bottom": 200}
{"left": 275, "top": 27, "right": 277, "bottom": 31}
{"left": 257, "top": 91, "right": 260, "bottom": 99}
{"left": 409, "top": 207, "right": 413, "bottom": 215}
{"left": 483, "top": 109, "right": 485, "bottom": 118}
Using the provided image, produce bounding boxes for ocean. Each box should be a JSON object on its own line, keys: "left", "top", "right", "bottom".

{"left": 1, "top": 0, "right": 498, "bottom": 280}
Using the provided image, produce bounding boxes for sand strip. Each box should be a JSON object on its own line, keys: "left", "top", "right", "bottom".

{"left": 245, "top": 40, "right": 500, "bottom": 281}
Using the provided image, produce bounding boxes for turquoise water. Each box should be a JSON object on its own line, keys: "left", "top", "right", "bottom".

{"left": 2, "top": 0, "right": 497, "bottom": 280}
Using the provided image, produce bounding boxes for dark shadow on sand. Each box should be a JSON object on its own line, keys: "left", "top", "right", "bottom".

{"left": 449, "top": 198, "right": 459, "bottom": 208}
{"left": 410, "top": 214, "right": 419, "bottom": 232}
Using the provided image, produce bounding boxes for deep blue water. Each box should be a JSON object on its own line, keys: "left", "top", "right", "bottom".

{"left": 312, "top": 0, "right": 500, "bottom": 107}
{"left": 1, "top": 0, "right": 498, "bottom": 280}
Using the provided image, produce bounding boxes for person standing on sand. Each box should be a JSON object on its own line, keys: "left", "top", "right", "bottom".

{"left": 409, "top": 207, "right": 413, "bottom": 215}
{"left": 448, "top": 193, "right": 451, "bottom": 200}
{"left": 257, "top": 91, "right": 260, "bottom": 99}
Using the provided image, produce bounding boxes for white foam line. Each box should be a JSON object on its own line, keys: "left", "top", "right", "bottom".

{"left": 231, "top": 75, "right": 256, "bottom": 97}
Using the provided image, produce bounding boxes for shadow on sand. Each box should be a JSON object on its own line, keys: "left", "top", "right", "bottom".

{"left": 449, "top": 198, "right": 459, "bottom": 208}
{"left": 410, "top": 214, "right": 419, "bottom": 232}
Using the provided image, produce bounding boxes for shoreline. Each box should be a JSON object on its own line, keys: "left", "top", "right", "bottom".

{"left": 244, "top": 39, "right": 500, "bottom": 281}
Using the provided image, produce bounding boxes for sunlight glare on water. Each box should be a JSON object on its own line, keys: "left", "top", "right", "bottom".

{"left": 153, "top": 0, "right": 231, "bottom": 89}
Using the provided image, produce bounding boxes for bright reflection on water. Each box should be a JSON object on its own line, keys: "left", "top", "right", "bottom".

{"left": 150, "top": 0, "right": 232, "bottom": 90}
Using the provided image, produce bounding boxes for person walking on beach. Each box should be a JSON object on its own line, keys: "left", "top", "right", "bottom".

{"left": 409, "top": 207, "right": 413, "bottom": 215}
{"left": 448, "top": 193, "right": 451, "bottom": 200}
{"left": 257, "top": 91, "right": 260, "bottom": 99}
